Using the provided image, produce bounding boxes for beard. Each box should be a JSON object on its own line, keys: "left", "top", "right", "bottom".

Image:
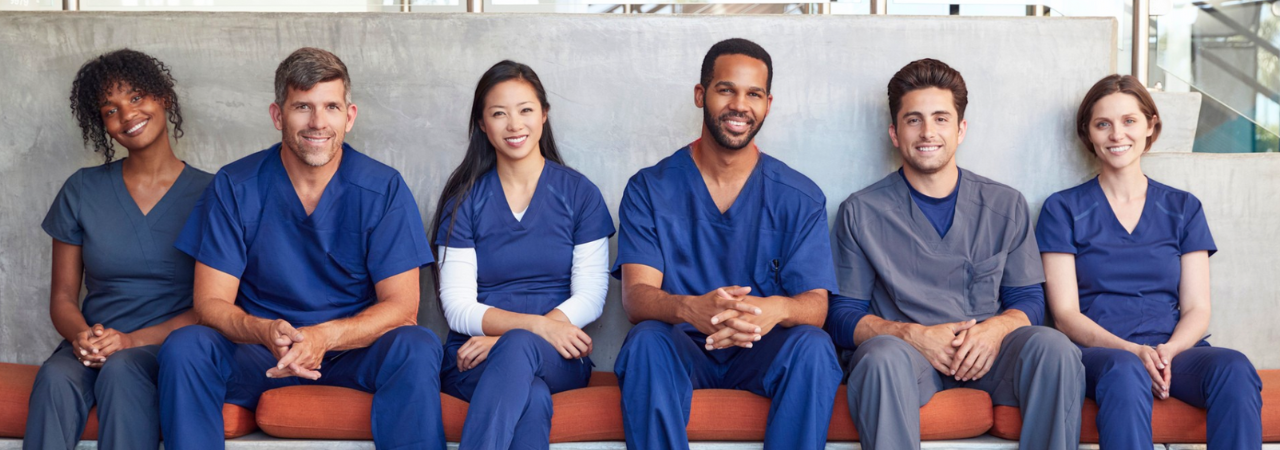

{"left": 284, "top": 128, "right": 340, "bottom": 167}
{"left": 703, "top": 98, "right": 765, "bottom": 151}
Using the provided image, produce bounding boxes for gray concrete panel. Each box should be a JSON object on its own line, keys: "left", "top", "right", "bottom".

{"left": 1, "top": 12, "right": 1214, "bottom": 373}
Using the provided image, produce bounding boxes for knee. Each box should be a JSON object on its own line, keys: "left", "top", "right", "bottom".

{"left": 777, "top": 325, "right": 840, "bottom": 374}
{"left": 1205, "top": 350, "right": 1261, "bottom": 393}
{"left": 31, "top": 360, "right": 85, "bottom": 399}
{"left": 96, "top": 348, "right": 156, "bottom": 392}
{"left": 849, "top": 335, "right": 916, "bottom": 378}
{"left": 488, "top": 329, "right": 543, "bottom": 363}
{"left": 1017, "top": 327, "right": 1080, "bottom": 362}
{"left": 158, "top": 325, "right": 220, "bottom": 369}
{"left": 379, "top": 326, "right": 442, "bottom": 370}
{"left": 1093, "top": 351, "right": 1150, "bottom": 402}
{"left": 615, "top": 321, "right": 679, "bottom": 376}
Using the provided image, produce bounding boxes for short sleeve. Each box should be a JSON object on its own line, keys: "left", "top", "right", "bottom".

{"left": 1001, "top": 193, "right": 1047, "bottom": 287}
{"left": 42, "top": 171, "right": 85, "bottom": 245}
{"left": 833, "top": 200, "right": 877, "bottom": 300}
{"left": 174, "top": 171, "right": 248, "bottom": 278}
{"left": 434, "top": 193, "right": 476, "bottom": 249}
{"left": 1179, "top": 194, "right": 1217, "bottom": 256}
{"left": 1034, "top": 193, "right": 1077, "bottom": 254}
{"left": 611, "top": 174, "right": 663, "bottom": 279}
{"left": 571, "top": 178, "right": 616, "bottom": 245}
{"left": 367, "top": 174, "right": 434, "bottom": 283}
{"left": 780, "top": 201, "right": 839, "bottom": 296}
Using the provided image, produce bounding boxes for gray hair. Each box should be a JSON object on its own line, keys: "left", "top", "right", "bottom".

{"left": 274, "top": 47, "right": 351, "bottom": 106}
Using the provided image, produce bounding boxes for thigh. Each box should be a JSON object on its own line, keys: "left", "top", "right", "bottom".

{"left": 616, "top": 321, "right": 719, "bottom": 389}
{"left": 720, "top": 325, "right": 836, "bottom": 395}
{"left": 33, "top": 341, "right": 98, "bottom": 397}
{"left": 968, "top": 326, "right": 1076, "bottom": 406}
{"left": 225, "top": 342, "right": 294, "bottom": 409}
{"left": 845, "top": 335, "right": 944, "bottom": 407}
{"left": 1080, "top": 346, "right": 1147, "bottom": 400}
{"left": 1168, "top": 346, "right": 1258, "bottom": 408}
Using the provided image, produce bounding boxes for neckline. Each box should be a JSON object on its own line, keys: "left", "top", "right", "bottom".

{"left": 681, "top": 145, "right": 764, "bottom": 222}
{"left": 111, "top": 159, "right": 193, "bottom": 220}
{"left": 491, "top": 161, "right": 549, "bottom": 230}
{"left": 1093, "top": 176, "right": 1150, "bottom": 236}
{"left": 896, "top": 167, "right": 967, "bottom": 245}
{"left": 272, "top": 143, "right": 351, "bottom": 221}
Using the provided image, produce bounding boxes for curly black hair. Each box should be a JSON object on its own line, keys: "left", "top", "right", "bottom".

{"left": 69, "top": 49, "right": 184, "bottom": 163}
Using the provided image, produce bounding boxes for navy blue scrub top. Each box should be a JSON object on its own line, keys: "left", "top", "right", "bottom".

{"left": 1035, "top": 177, "right": 1216, "bottom": 346}
{"left": 43, "top": 160, "right": 213, "bottom": 334}
{"left": 174, "top": 144, "right": 433, "bottom": 327}
{"left": 435, "top": 161, "right": 615, "bottom": 317}
{"left": 612, "top": 143, "right": 838, "bottom": 301}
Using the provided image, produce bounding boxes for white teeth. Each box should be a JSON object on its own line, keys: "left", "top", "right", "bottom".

{"left": 1108, "top": 145, "right": 1131, "bottom": 154}
{"left": 726, "top": 120, "right": 747, "bottom": 127}
{"left": 126, "top": 120, "right": 147, "bottom": 134}
{"left": 505, "top": 136, "right": 528, "bottom": 145}
{"left": 304, "top": 136, "right": 328, "bottom": 143}
{"left": 917, "top": 146, "right": 940, "bottom": 152}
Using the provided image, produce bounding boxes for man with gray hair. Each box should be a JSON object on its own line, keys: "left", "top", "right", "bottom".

{"left": 158, "top": 47, "right": 444, "bottom": 449}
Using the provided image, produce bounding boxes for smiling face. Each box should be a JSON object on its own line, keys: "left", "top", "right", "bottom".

{"left": 98, "top": 81, "right": 169, "bottom": 152}
{"left": 270, "top": 79, "right": 356, "bottom": 168}
{"left": 1087, "top": 92, "right": 1156, "bottom": 172}
{"left": 890, "top": 87, "right": 966, "bottom": 177}
{"left": 479, "top": 79, "right": 546, "bottom": 165}
{"left": 696, "top": 54, "right": 772, "bottom": 151}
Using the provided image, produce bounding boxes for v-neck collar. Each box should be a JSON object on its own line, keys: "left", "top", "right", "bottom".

{"left": 270, "top": 143, "right": 351, "bottom": 225}
{"left": 894, "top": 167, "right": 968, "bottom": 247}
{"left": 110, "top": 158, "right": 195, "bottom": 224}
{"left": 489, "top": 161, "right": 549, "bottom": 231}
{"left": 679, "top": 144, "right": 764, "bottom": 223}
{"left": 1091, "top": 176, "right": 1150, "bottom": 237}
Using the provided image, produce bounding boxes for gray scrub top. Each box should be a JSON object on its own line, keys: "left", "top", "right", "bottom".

{"left": 42, "top": 160, "right": 213, "bottom": 334}
{"left": 833, "top": 168, "right": 1044, "bottom": 326}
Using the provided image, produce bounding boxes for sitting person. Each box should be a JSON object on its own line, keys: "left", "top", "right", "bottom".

{"left": 1038, "top": 74, "right": 1262, "bottom": 449}
{"left": 826, "top": 58, "right": 1084, "bottom": 450}
{"left": 156, "top": 47, "right": 444, "bottom": 450}
{"left": 434, "top": 60, "right": 613, "bottom": 450}
{"left": 26, "top": 48, "right": 212, "bottom": 450}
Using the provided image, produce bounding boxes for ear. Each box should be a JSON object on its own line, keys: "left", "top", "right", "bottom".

{"left": 956, "top": 118, "right": 968, "bottom": 147}
{"left": 344, "top": 103, "right": 358, "bottom": 133}
{"left": 269, "top": 102, "right": 284, "bottom": 132}
{"left": 694, "top": 84, "right": 706, "bottom": 108}
{"left": 1147, "top": 114, "right": 1158, "bottom": 137}
{"left": 888, "top": 123, "right": 900, "bottom": 149}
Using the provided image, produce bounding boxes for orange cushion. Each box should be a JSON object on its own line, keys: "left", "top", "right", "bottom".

{"left": 255, "top": 385, "right": 468, "bottom": 441}
{"left": 992, "top": 369, "right": 1280, "bottom": 443}
{"left": 827, "top": 386, "right": 993, "bottom": 441}
{"left": 587, "top": 371, "right": 618, "bottom": 387}
{"left": 550, "top": 386, "right": 624, "bottom": 442}
{"left": 0, "top": 362, "right": 255, "bottom": 439}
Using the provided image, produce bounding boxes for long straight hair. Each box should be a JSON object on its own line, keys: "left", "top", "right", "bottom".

{"left": 430, "top": 60, "right": 567, "bottom": 290}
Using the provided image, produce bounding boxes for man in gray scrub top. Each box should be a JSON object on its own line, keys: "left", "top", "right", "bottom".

{"left": 824, "top": 58, "right": 1084, "bottom": 450}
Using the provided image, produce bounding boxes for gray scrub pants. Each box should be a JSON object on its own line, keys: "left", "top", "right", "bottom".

{"left": 24, "top": 342, "right": 161, "bottom": 450}
{"left": 845, "top": 326, "right": 1084, "bottom": 450}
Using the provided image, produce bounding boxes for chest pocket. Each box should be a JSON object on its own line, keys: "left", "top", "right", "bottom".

{"left": 752, "top": 258, "right": 784, "bottom": 298}
{"left": 326, "top": 232, "right": 370, "bottom": 307}
{"left": 965, "top": 255, "right": 1004, "bottom": 316}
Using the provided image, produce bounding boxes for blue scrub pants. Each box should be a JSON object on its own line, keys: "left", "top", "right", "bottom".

{"left": 1083, "top": 345, "right": 1262, "bottom": 449}
{"left": 441, "top": 329, "right": 592, "bottom": 450}
{"left": 24, "top": 342, "right": 161, "bottom": 450}
{"left": 158, "top": 325, "right": 445, "bottom": 450}
{"left": 613, "top": 321, "right": 843, "bottom": 450}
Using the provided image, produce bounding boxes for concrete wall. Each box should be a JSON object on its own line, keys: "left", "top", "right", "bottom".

{"left": 3, "top": 12, "right": 1270, "bottom": 372}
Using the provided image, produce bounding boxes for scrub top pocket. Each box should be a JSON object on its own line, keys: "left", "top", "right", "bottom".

{"left": 965, "top": 255, "right": 1004, "bottom": 316}
{"left": 752, "top": 257, "right": 784, "bottom": 298}
{"left": 326, "top": 234, "right": 370, "bottom": 308}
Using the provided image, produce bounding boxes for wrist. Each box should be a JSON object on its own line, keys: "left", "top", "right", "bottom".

{"left": 308, "top": 324, "right": 337, "bottom": 350}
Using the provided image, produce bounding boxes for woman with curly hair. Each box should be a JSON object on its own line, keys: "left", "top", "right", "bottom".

{"left": 25, "top": 49, "right": 213, "bottom": 450}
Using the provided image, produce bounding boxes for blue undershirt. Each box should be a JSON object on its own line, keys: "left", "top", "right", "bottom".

{"left": 826, "top": 169, "right": 1045, "bottom": 349}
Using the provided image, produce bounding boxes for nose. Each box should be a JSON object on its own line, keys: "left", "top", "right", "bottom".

{"left": 1109, "top": 125, "right": 1123, "bottom": 141}
{"left": 921, "top": 120, "right": 937, "bottom": 139}
{"left": 307, "top": 108, "right": 324, "bottom": 130}
{"left": 505, "top": 114, "right": 521, "bottom": 132}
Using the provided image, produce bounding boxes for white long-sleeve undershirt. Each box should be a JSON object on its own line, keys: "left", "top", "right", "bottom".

{"left": 437, "top": 237, "right": 609, "bottom": 336}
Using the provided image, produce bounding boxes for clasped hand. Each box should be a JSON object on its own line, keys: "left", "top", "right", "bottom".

{"left": 905, "top": 318, "right": 1006, "bottom": 382}
{"left": 263, "top": 319, "right": 329, "bottom": 380}
{"left": 686, "top": 286, "right": 784, "bottom": 351}
{"left": 455, "top": 316, "right": 592, "bottom": 372}
{"left": 73, "top": 324, "right": 135, "bottom": 368}
{"left": 1128, "top": 342, "right": 1179, "bottom": 400}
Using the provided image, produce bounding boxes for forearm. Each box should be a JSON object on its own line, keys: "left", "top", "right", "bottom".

{"left": 853, "top": 314, "right": 920, "bottom": 346}
{"left": 126, "top": 310, "right": 198, "bottom": 346}
{"left": 480, "top": 307, "right": 556, "bottom": 336}
{"left": 983, "top": 309, "right": 1030, "bottom": 336}
{"left": 621, "top": 283, "right": 693, "bottom": 325}
{"left": 195, "top": 298, "right": 273, "bottom": 345}
{"left": 1054, "top": 309, "right": 1139, "bottom": 350}
{"left": 314, "top": 300, "right": 417, "bottom": 351}
{"left": 50, "top": 298, "right": 91, "bottom": 343}
{"left": 1165, "top": 306, "right": 1210, "bottom": 352}
{"left": 770, "top": 290, "right": 828, "bottom": 328}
